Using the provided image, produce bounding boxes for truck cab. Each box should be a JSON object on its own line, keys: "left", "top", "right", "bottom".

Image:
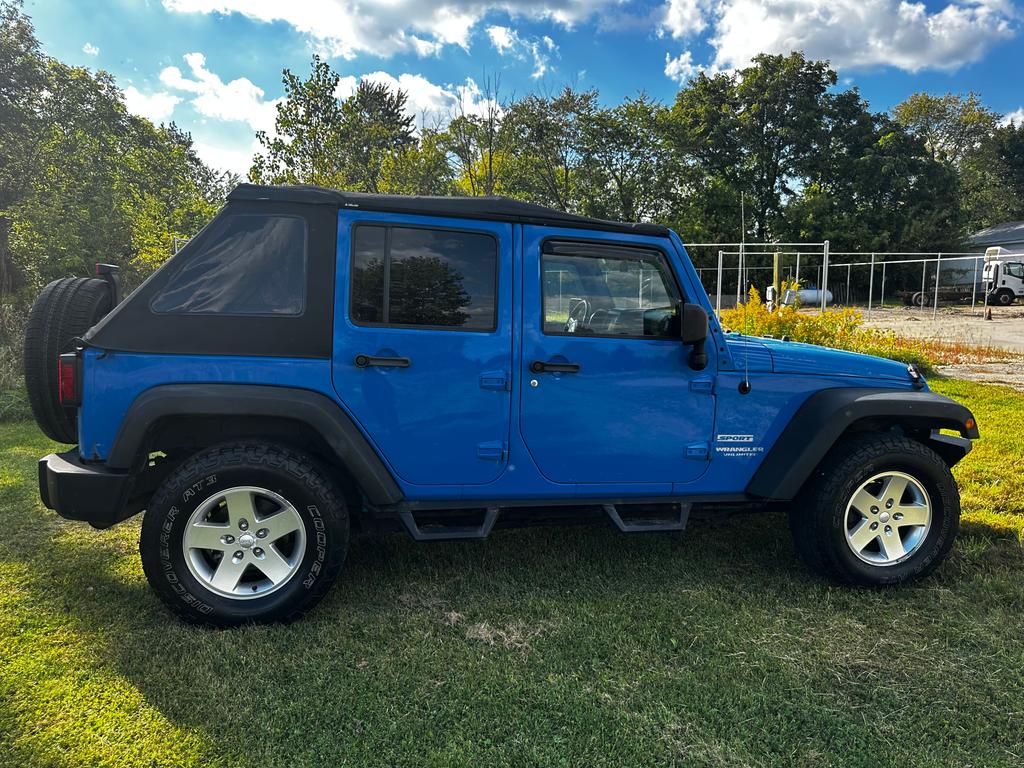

{"left": 983, "top": 246, "right": 1024, "bottom": 305}
{"left": 29, "top": 184, "right": 979, "bottom": 626}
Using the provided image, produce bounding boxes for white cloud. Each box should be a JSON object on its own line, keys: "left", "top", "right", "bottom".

{"left": 484, "top": 24, "right": 559, "bottom": 78}
{"left": 486, "top": 25, "right": 517, "bottom": 54}
{"left": 159, "top": 52, "right": 280, "bottom": 135}
{"left": 356, "top": 72, "right": 499, "bottom": 125}
{"left": 660, "top": 0, "right": 1019, "bottom": 75}
{"left": 193, "top": 138, "right": 260, "bottom": 175}
{"left": 122, "top": 86, "right": 182, "bottom": 123}
{"left": 661, "top": 0, "right": 709, "bottom": 37}
{"left": 82, "top": 42, "right": 100, "bottom": 56}
{"left": 664, "top": 51, "right": 699, "bottom": 83}
{"left": 162, "top": 0, "right": 615, "bottom": 60}
{"left": 334, "top": 75, "right": 359, "bottom": 101}
{"left": 1002, "top": 107, "right": 1024, "bottom": 126}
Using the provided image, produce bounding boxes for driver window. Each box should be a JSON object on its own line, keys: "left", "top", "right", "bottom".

{"left": 542, "top": 244, "right": 679, "bottom": 337}
{"left": 1006, "top": 262, "right": 1024, "bottom": 279}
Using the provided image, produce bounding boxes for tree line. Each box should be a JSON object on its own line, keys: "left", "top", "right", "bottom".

{"left": 2, "top": 0, "right": 1024, "bottom": 312}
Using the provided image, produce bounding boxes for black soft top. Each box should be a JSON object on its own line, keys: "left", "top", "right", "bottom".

{"left": 228, "top": 183, "right": 671, "bottom": 238}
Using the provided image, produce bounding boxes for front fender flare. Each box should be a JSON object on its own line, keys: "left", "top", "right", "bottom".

{"left": 746, "top": 387, "right": 978, "bottom": 501}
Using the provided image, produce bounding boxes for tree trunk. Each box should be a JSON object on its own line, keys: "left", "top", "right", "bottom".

{"left": 0, "top": 216, "right": 13, "bottom": 298}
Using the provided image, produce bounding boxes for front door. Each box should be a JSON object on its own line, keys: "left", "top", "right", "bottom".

{"left": 332, "top": 212, "right": 513, "bottom": 486}
{"left": 519, "top": 227, "right": 713, "bottom": 485}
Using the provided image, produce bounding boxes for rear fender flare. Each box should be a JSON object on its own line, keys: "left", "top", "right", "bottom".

{"left": 107, "top": 384, "right": 403, "bottom": 506}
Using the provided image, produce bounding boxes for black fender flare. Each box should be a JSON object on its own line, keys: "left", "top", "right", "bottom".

{"left": 747, "top": 387, "right": 979, "bottom": 500}
{"left": 107, "top": 384, "right": 403, "bottom": 506}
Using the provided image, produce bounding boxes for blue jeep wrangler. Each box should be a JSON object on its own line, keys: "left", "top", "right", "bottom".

{"left": 28, "top": 184, "right": 979, "bottom": 626}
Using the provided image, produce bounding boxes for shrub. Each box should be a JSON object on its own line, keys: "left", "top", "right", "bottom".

{"left": 719, "top": 286, "right": 937, "bottom": 371}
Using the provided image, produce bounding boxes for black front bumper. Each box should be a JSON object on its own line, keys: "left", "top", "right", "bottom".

{"left": 39, "top": 451, "right": 134, "bottom": 529}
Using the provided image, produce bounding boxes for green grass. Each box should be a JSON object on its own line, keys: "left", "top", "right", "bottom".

{"left": 1, "top": 378, "right": 1022, "bottom": 768}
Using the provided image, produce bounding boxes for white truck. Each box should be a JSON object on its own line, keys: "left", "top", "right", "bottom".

{"left": 983, "top": 247, "right": 1024, "bottom": 306}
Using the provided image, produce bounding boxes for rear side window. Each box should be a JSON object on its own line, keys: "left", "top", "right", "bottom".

{"left": 350, "top": 224, "right": 497, "bottom": 331}
{"left": 152, "top": 214, "right": 307, "bottom": 315}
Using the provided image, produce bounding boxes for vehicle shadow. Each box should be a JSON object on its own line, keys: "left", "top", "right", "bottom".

{"left": 4, "top": 504, "right": 1023, "bottom": 767}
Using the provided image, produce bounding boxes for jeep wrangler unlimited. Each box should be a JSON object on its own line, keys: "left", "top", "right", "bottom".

{"left": 29, "top": 184, "right": 979, "bottom": 626}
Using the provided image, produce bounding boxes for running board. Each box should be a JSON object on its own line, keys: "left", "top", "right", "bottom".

{"left": 397, "top": 507, "right": 500, "bottom": 541}
{"left": 603, "top": 502, "right": 691, "bottom": 533}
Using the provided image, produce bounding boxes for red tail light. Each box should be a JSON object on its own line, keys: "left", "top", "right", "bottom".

{"left": 58, "top": 352, "right": 81, "bottom": 406}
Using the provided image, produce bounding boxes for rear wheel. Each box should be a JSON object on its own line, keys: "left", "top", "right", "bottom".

{"left": 140, "top": 443, "right": 349, "bottom": 626}
{"left": 790, "top": 434, "right": 959, "bottom": 586}
{"left": 24, "top": 277, "right": 112, "bottom": 443}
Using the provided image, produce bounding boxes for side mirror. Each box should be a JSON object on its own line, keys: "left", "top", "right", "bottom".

{"left": 679, "top": 303, "right": 708, "bottom": 370}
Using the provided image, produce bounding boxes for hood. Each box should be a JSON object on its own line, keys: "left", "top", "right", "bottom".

{"left": 725, "top": 335, "right": 916, "bottom": 382}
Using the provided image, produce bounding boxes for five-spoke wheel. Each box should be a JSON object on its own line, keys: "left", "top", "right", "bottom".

{"left": 182, "top": 486, "right": 307, "bottom": 599}
{"left": 844, "top": 471, "right": 931, "bottom": 566}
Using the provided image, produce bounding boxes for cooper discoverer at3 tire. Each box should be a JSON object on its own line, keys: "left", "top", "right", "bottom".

{"left": 139, "top": 442, "right": 350, "bottom": 627}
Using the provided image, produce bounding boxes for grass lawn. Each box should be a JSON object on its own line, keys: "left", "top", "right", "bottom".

{"left": 1, "top": 378, "right": 1022, "bottom": 768}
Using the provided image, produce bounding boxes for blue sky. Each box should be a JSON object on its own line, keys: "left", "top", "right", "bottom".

{"left": 25, "top": 0, "right": 1024, "bottom": 175}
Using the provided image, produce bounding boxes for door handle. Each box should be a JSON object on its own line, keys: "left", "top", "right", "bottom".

{"left": 354, "top": 354, "right": 411, "bottom": 368}
{"left": 530, "top": 360, "right": 580, "bottom": 374}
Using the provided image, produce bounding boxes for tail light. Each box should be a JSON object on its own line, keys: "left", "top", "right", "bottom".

{"left": 58, "top": 352, "right": 82, "bottom": 406}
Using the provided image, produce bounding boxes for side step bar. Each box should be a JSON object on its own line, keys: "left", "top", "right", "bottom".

{"left": 394, "top": 502, "right": 692, "bottom": 541}
{"left": 397, "top": 507, "right": 500, "bottom": 541}
{"left": 603, "top": 502, "right": 691, "bottom": 533}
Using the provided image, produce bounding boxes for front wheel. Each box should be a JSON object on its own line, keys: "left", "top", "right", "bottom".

{"left": 140, "top": 443, "right": 349, "bottom": 626}
{"left": 790, "top": 434, "right": 960, "bottom": 586}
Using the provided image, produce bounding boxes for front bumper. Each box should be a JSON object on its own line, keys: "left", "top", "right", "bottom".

{"left": 39, "top": 451, "right": 134, "bottom": 529}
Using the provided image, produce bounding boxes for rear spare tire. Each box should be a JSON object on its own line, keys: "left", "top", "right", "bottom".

{"left": 24, "top": 277, "right": 112, "bottom": 443}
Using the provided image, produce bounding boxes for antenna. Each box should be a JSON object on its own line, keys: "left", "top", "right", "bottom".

{"left": 738, "top": 192, "right": 751, "bottom": 394}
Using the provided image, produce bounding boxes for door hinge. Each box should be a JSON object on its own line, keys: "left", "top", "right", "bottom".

{"left": 476, "top": 440, "right": 508, "bottom": 462}
{"left": 479, "top": 370, "right": 510, "bottom": 391}
{"left": 685, "top": 442, "right": 710, "bottom": 460}
{"left": 689, "top": 377, "right": 715, "bottom": 394}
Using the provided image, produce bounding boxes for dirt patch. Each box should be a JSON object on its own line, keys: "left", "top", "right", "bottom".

{"left": 860, "top": 305, "right": 1024, "bottom": 354}
{"left": 935, "top": 362, "right": 1024, "bottom": 391}
{"left": 464, "top": 621, "right": 546, "bottom": 651}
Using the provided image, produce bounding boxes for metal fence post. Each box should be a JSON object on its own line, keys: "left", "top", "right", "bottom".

{"left": 795, "top": 252, "right": 801, "bottom": 286}
{"left": 821, "top": 240, "right": 830, "bottom": 312}
{"left": 920, "top": 261, "right": 927, "bottom": 312}
{"left": 971, "top": 256, "right": 979, "bottom": 312}
{"left": 716, "top": 250, "right": 724, "bottom": 316}
{"left": 880, "top": 262, "right": 886, "bottom": 308}
{"left": 867, "top": 252, "right": 875, "bottom": 317}
{"left": 932, "top": 253, "right": 941, "bottom": 318}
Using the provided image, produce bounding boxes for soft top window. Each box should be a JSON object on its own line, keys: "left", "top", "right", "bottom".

{"left": 152, "top": 214, "right": 307, "bottom": 315}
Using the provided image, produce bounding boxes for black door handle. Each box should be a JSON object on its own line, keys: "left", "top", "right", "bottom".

{"left": 354, "top": 355, "right": 411, "bottom": 368}
{"left": 530, "top": 360, "right": 580, "bottom": 374}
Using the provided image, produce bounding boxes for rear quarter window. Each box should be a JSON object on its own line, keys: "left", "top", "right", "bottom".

{"left": 151, "top": 214, "right": 307, "bottom": 315}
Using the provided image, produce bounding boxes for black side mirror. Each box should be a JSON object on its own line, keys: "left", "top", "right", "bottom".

{"left": 679, "top": 303, "right": 708, "bottom": 370}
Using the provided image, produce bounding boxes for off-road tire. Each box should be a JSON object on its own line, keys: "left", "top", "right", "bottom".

{"left": 790, "top": 433, "right": 959, "bottom": 586}
{"left": 140, "top": 443, "right": 349, "bottom": 627}
{"left": 24, "top": 277, "right": 112, "bottom": 443}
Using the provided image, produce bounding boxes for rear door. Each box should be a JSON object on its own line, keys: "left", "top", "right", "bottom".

{"left": 519, "top": 226, "right": 714, "bottom": 486}
{"left": 332, "top": 211, "right": 513, "bottom": 486}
